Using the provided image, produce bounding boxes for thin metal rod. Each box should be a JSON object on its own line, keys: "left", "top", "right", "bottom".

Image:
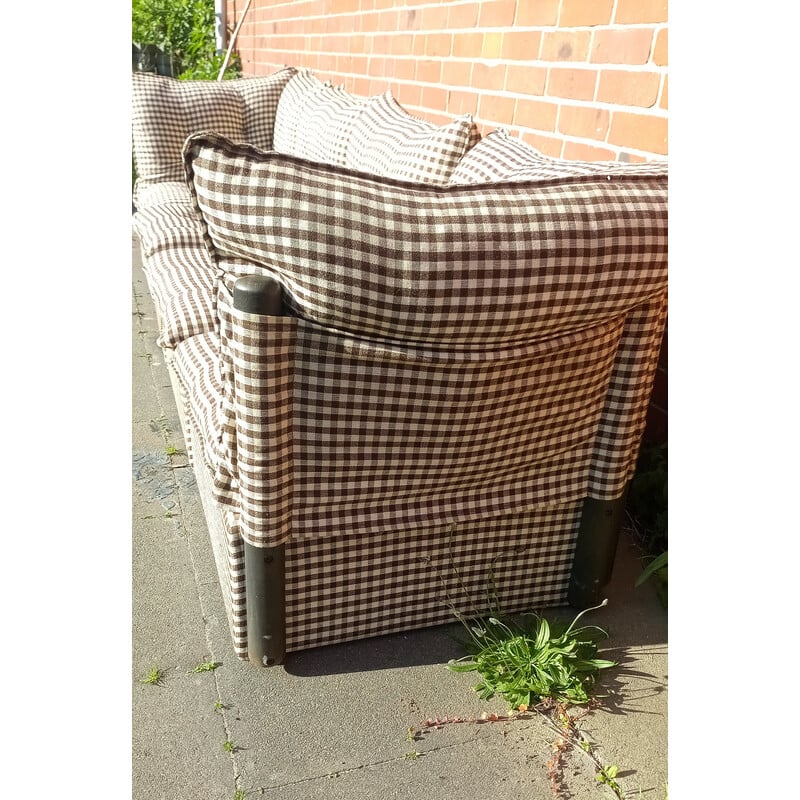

{"left": 218, "top": 0, "right": 253, "bottom": 80}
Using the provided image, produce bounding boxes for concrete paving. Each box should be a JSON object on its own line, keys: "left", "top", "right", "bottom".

{"left": 132, "top": 231, "right": 667, "bottom": 800}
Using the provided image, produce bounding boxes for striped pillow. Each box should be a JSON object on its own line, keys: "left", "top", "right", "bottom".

{"left": 131, "top": 67, "right": 296, "bottom": 189}
{"left": 183, "top": 132, "right": 668, "bottom": 347}
{"left": 345, "top": 90, "right": 476, "bottom": 184}
{"left": 450, "top": 128, "right": 668, "bottom": 184}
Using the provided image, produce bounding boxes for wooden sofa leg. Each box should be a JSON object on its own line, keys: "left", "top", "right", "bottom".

{"left": 233, "top": 273, "right": 288, "bottom": 666}
{"left": 567, "top": 490, "right": 628, "bottom": 608}
{"left": 244, "top": 541, "right": 286, "bottom": 666}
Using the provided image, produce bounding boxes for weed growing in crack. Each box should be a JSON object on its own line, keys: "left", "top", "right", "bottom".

{"left": 447, "top": 599, "right": 615, "bottom": 709}
{"left": 191, "top": 660, "right": 220, "bottom": 673}
{"left": 139, "top": 667, "right": 165, "bottom": 686}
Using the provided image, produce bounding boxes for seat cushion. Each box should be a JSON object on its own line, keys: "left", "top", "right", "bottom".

{"left": 132, "top": 186, "right": 218, "bottom": 349}
{"left": 131, "top": 67, "right": 296, "bottom": 188}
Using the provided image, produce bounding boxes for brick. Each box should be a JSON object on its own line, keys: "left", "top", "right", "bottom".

{"left": 395, "top": 82, "right": 422, "bottom": 109}
{"left": 452, "top": 32, "right": 484, "bottom": 58}
{"left": 559, "top": 0, "right": 614, "bottom": 27}
{"left": 471, "top": 62, "right": 507, "bottom": 92}
{"left": 514, "top": 98, "right": 559, "bottom": 131}
{"left": 590, "top": 28, "right": 654, "bottom": 65}
{"left": 562, "top": 140, "right": 616, "bottom": 161}
{"left": 653, "top": 28, "right": 668, "bottom": 66}
{"left": 478, "top": 0, "right": 517, "bottom": 28}
{"left": 557, "top": 104, "right": 611, "bottom": 140}
{"left": 448, "top": 2, "right": 481, "bottom": 29}
{"left": 421, "top": 4, "right": 449, "bottom": 29}
{"left": 447, "top": 89, "right": 480, "bottom": 117}
{"left": 541, "top": 30, "right": 592, "bottom": 61}
{"left": 502, "top": 30, "right": 542, "bottom": 61}
{"left": 391, "top": 58, "right": 417, "bottom": 81}
{"left": 504, "top": 64, "right": 548, "bottom": 96}
{"left": 401, "top": 7, "right": 421, "bottom": 30}
{"left": 416, "top": 58, "right": 442, "bottom": 85}
{"left": 482, "top": 32, "right": 504, "bottom": 59}
{"left": 547, "top": 67, "right": 598, "bottom": 101}
{"left": 597, "top": 70, "right": 660, "bottom": 107}
{"left": 477, "top": 94, "right": 517, "bottom": 126}
{"left": 390, "top": 32, "right": 415, "bottom": 56}
{"left": 329, "top": 0, "right": 361, "bottom": 13}
{"left": 615, "top": 0, "right": 668, "bottom": 24}
{"left": 519, "top": 131, "right": 562, "bottom": 157}
{"left": 442, "top": 60, "right": 473, "bottom": 87}
{"left": 421, "top": 85, "right": 448, "bottom": 113}
{"left": 515, "top": 0, "right": 560, "bottom": 26}
{"left": 608, "top": 111, "right": 668, "bottom": 155}
{"left": 660, "top": 74, "right": 668, "bottom": 110}
{"left": 424, "top": 32, "right": 453, "bottom": 57}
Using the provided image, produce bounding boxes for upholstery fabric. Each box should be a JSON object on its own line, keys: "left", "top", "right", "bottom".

{"left": 131, "top": 67, "right": 296, "bottom": 190}
{"left": 345, "top": 90, "right": 477, "bottom": 183}
{"left": 182, "top": 133, "right": 667, "bottom": 549}
{"left": 451, "top": 128, "right": 668, "bottom": 184}
{"left": 131, "top": 185, "right": 218, "bottom": 349}
{"left": 272, "top": 70, "right": 329, "bottom": 155}
{"left": 184, "top": 133, "right": 668, "bottom": 347}
{"left": 292, "top": 85, "right": 370, "bottom": 166}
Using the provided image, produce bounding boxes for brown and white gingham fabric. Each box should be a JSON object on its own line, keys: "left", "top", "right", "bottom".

{"left": 132, "top": 183, "right": 218, "bottom": 349}
{"left": 272, "top": 70, "right": 329, "bottom": 155}
{"left": 182, "top": 133, "right": 667, "bottom": 552}
{"left": 131, "top": 67, "right": 296, "bottom": 190}
{"left": 184, "top": 133, "right": 667, "bottom": 348}
{"left": 345, "top": 90, "right": 477, "bottom": 184}
{"left": 216, "top": 502, "right": 583, "bottom": 657}
{"left": 169, "top": 323, "right": 588, "bottom": 658}
{"left": 450, "top": 128, "right": 668, "bottom": 184}
{"left": 280, "top": 81, "right": 371, "bottom": 166}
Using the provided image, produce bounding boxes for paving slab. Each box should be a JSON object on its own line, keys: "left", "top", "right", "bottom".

{"left": 132, "top": 231, "right": 667, "bottom": 800}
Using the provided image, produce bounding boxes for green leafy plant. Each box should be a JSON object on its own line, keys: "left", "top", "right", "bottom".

{"left": 448, "top": 600, "right": 615, "bottom": 709}
{"left": 132, "top": 0, "right": 241, "bottom": 80}
{"left": 190, "top": 659, "right": 220, "bottom": 673}
{"left": 223, "top": 739, "right": 238, "bottom": 753}
{"left": 139, "top": 667, "right": 165, "bottom": 686}
{"left": 596, "top": 764, "right": 623, "bottom": 798}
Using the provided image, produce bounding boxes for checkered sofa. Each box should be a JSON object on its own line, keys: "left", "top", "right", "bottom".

{"left": 132, "top": 67, "right": 668, "bottom": 666}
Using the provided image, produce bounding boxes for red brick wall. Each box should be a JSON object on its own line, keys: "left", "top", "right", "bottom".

{"left": 225, "top": 0, "right": 668, "bottom": 161}
{"left": 224, "top": 0, "right": 668, "bottom": 442}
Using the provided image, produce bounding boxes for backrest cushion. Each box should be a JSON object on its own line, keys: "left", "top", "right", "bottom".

{"left": 131, "top": 67, "right": 296, "bottom": 188}
{"left": 183, "top": 132, "right": 668, "bottom": 347}
{"left": 272, "top": 70, "right": 328, "bottom": 155}
{"left": 451, "top": 128, "right": 668, "bottom": 184}
{"left": 272, "top": 71, "right": 369, "bottom": 166}
{"left": 345, "top": 90, "right": 477, "bottom": 184}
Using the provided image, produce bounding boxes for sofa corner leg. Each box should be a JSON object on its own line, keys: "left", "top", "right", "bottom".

{"left": 567, "top": 491, "right": 628, "bottom": 609}
{"left": 243, "top": 541, "right": 286, "bottom": 666}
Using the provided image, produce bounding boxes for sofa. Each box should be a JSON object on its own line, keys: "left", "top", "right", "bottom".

{"left": 131, "top": 66, "right": 668, "bottom": 667}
